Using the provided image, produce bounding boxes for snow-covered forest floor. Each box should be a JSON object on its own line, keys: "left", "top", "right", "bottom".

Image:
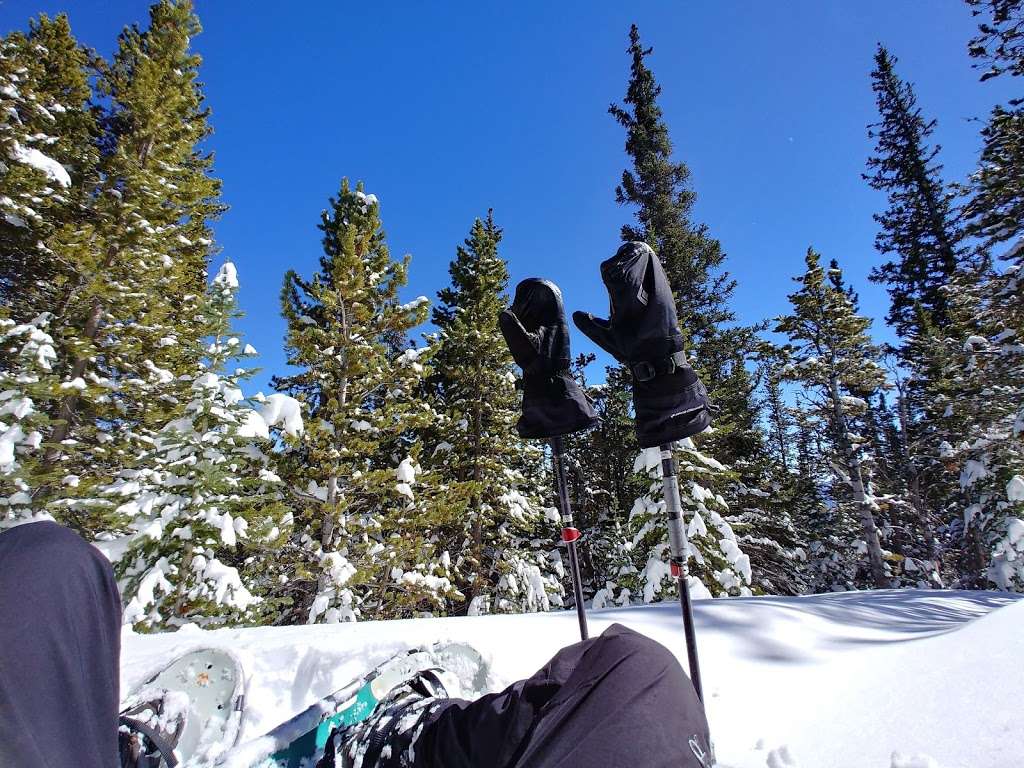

{"left": 122, "top": 589, "right": 1023, "bottom": 768}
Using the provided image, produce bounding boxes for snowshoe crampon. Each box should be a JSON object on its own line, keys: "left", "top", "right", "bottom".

{"left": 120, "top": 647, "right": 246, "bottom": 767}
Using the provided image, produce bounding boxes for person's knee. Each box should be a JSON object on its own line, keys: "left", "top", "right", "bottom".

{"left": 597, "top": 623, "right": 679, "bottom": 670}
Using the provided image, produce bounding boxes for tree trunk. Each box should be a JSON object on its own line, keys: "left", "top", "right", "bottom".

{"left": 317, "top": 302, "right": 349, "bottom": 601}
{"left": 829, "top": 375, "right": 888, "bottom": 588}
{"left": 44, "top": 294, "right": 105, "bottom": 461}
{"left": 468, "top": 357, "right": 485, "bottom": 606}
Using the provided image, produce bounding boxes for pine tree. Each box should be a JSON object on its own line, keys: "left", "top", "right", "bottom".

{"left": 865, "top": 45, "right": 967, "bottom": 338}
{"left": 788, "top": 401, "right": 845, "bottom": 591}
{"left": 563, "top": 361, "right": 647, "bottom": 597}
{"left": 607, "top": 24, "right": 756, "bottom": 599}
{"left": 609, "top": 25, "right": 734, "bottom": 345}
{"left": 1, "top": 2, "right": 225, "bottom": 540}
{"left": 776, "top": 249, "right": 894, "bottom": 588}
{"left": 864, "top": 45, "right": 974, "bottom": 583}
{"left": 0, "top": 14, "right": 98, "bottom": 321}
{"left": 626, "top": 443, "right": 752, "bottom": 600}
{"left": 0, "top": 313, "right": 60, "bottom": 524}
{"left": 965, "top": 1, "right": 1024, "bottom": 250}
{"left": 428, "top": 212, "right": 563, "bottom": 616}
{"left": 108, "top": 263, "right": 294, "bottom": 630}
{"left": 967, "top": 0, "right": 1024, "bottom": 82}
{"left": 273, "top": 180, "right": 451, "bottom": 623}
{"left": 608, "top": 24, "right": 760, "bottom": 470}
{"left": 726, "top": 352, "right": 810, "bottom": 595}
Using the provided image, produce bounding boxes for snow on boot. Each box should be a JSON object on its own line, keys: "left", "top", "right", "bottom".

{"left": 321, "top": 669, "right": 450, "bottom": 768}
{"left": 499, "top": 278, "right": 598, "bottom": 439}
{"left": 573, "top": 241, "right": 714, "bottom": 447}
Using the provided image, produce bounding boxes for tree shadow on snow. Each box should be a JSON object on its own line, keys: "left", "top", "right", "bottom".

{"left": 592, "top": 589, "right": 1021, "bottom": 665}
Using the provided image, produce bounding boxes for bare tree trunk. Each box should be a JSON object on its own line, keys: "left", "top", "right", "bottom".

{"left": 829, "top": 375, "right": 888, "bottom": 588}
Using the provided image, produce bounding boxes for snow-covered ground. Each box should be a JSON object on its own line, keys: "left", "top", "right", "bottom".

{"left": 122, "top": 589, "right": 1023, "bottom": 768}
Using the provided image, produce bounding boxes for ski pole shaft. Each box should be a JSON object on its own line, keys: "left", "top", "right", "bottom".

{"left": 550, "top": 436, "right": 589, "bottom": 641}
{"left": 659, "top": 442, "right": 704, "bottom": 703}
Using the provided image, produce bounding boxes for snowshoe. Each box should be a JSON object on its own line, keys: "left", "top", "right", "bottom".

{"left": 220, "top": 642, "right": 487, "bottom": 768}
{"left": 120, "top": 647, "right": 246, "bottom": 766}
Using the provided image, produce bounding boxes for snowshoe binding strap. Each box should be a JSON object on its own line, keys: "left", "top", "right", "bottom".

{"left": 119, "top": 715, "right": 180, "bottom": 767}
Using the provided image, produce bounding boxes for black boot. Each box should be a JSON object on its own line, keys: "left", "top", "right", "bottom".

{"left": 324, "top": 669, "right": 449, "bottom": 768}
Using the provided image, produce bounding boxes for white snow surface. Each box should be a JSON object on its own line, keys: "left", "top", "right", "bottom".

{"left": 121, "top": 589, "right": 1023, "bottom": 768}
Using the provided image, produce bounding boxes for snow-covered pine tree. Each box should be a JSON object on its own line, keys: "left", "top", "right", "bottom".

{"left": 0, "top": 15, "right": 97, "bottom": 527}
{"left": 107, "top": 262, "right": 295, "bottom": 630}
{"left": 0, "top": 14, "right": 98, "bottom": 321}
{"left": 776, "top": 249, "right": 901, "bottom": 589}
{"left": 607, "top": 24, "right": 754, "bottom": 600}
{"left": 946, "top": 253, "right": 1024, "bottom": 590}
{"left": 724, "top": 351, "right": 809, "bottom": 596}
{"left": 428, "top": 212, "right": 563, "bottom": 616}
{"left": 273, "top": 180, "right": 451, "bottom": 623}
{"left": 562, "top": 361, "right": 647, "bottom": 600}
{"left": 1, "top": 2, "right": 225, "bottom": 540}
{"left": 0, "top": 313, "right": 61, "bottom": 525}
{"left": 787, "top": 400, "right": 848, "bottom": 591}
{"left": 864, "top": 45, "right": 975, "bottom": 579}
{"left": 948, "top": 0, "right": 1024, "bottom": 590}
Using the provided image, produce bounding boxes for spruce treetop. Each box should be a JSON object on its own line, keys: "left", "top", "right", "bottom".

{"left": 865, "top": 45, "right": 964, "bottom": 338}
{"left": 609, "top": 23, "right": 735, "bottom": 342}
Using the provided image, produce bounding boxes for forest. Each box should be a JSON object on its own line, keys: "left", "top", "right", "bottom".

{"left": 1, "top": 0, "right": 1022, "bottom": 632}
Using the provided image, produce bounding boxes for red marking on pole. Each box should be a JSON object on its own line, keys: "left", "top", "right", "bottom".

{"left": 561, "top": 527, "right": 581, "bottom": 543}
{"left": 671, "top": 562, "right": 682, "bottom": 577}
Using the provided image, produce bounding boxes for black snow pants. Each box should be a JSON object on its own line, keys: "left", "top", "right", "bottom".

{"left": 0, "top": 521, "right": 122, "bottom": 768}
{"left": 410, "top": 623, "right": 714, "bottom": 768}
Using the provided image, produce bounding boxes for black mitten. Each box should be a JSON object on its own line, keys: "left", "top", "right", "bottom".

{"left": 572, "top": 241, "right": 713, "bottom": 447}
{"left": 499, "top": 278, "right": 598, "bottom": 439}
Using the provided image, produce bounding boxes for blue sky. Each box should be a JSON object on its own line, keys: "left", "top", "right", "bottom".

{"left": 3, "top": 1, "right": 1016, "bottom": 392}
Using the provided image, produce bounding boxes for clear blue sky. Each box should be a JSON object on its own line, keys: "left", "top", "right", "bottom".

{"left": 3, "top": 1, "right": 1016, "bottom": 392}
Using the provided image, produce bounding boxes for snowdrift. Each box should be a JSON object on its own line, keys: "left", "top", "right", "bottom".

{"left": 122, "top": 589, "right": 1023, "bottom": 768}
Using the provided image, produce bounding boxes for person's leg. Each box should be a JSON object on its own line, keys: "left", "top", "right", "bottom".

{"left": 409, "top": 623, "right": 713, "bottom": 768}
{"left": 0, "top": 520, "right": 122, "bottom": 768}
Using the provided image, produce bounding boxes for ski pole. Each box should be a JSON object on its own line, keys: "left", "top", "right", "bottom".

{"left": 550, "top": 435, "right": 589, "bottom": 641}
{"left": 659, "top": 442, "right": 704, "bottom": 703}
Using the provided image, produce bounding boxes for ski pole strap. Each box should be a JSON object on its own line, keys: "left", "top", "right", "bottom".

{"left": 561, "top": 526, "right": 581, "bottom": 543}
{"left": 631, "top": 350, "right": 688, "bottom": 382}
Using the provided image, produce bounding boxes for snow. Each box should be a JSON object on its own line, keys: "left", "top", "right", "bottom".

{"left": 213, "top": 262, "right": 239, "bottom": 290}
{"left": 257, "top": 394, "right": 304, "bottom": 437}
{"left": 8, "top": 141, "right": 71, "bottom": 187}
{"left": 120, "top": 590, "right": 1024, "bottom": 768}
{"left": 396, "top": 457, "right": 416, "bottom": 484}
{"left": 1007, "top": 475, "right": 1024, "bottom": 502}
{"left": 963, "top": 335, "right": 988, "bottom": 351}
